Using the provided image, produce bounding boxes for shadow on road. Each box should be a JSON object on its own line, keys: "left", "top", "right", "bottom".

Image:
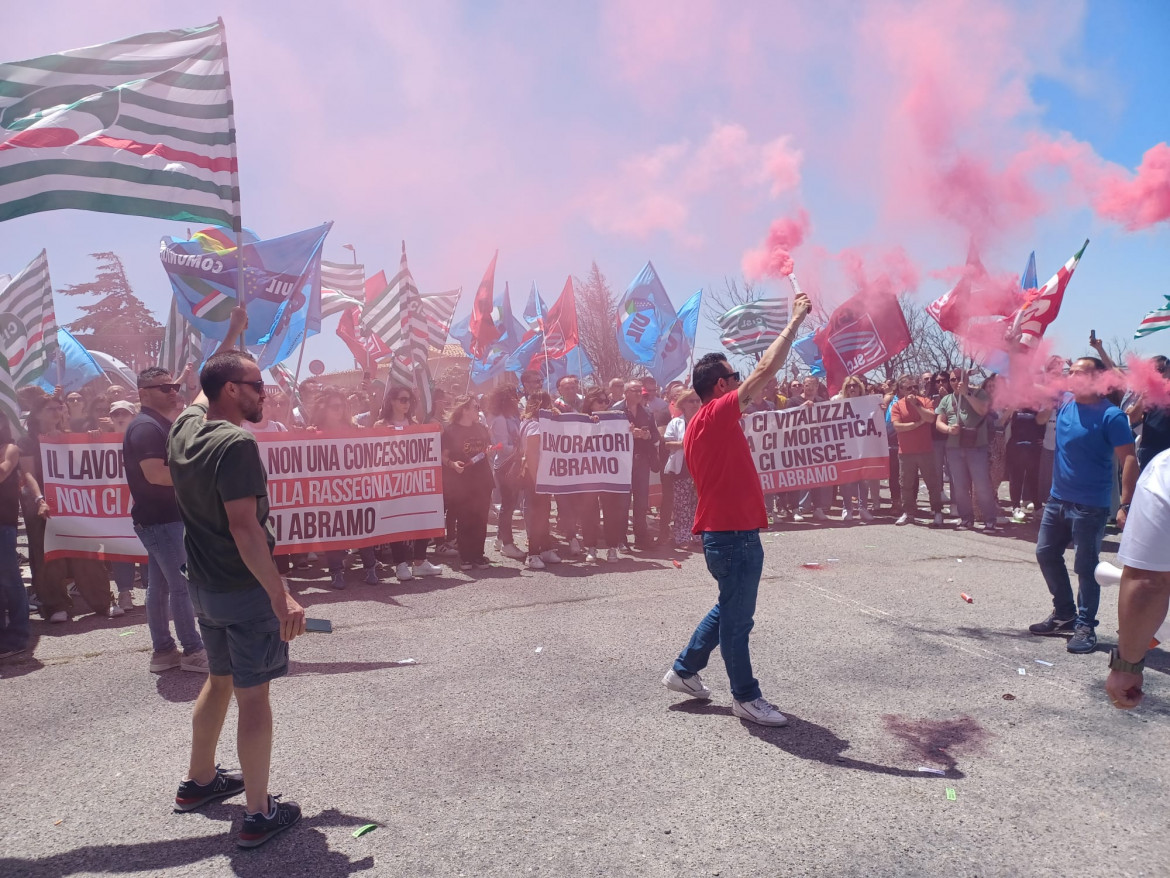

{"left": 667, "top": 701, "right": 967, "bottom": 779}
{"left": 0, "top": 807, "right": 376, "bottom": 877}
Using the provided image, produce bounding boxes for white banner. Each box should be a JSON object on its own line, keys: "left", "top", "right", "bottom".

{"left": 40, "top": 425, "right": 446, "bottom": 562}
{"left": 743, "top": 394, "right": 889, "bottom": 493}
{"left": 534, "top": 411, "right": 633, "bottom": 495}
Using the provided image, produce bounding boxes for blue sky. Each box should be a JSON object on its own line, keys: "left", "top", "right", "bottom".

{"left": 1, "top": 0, "right": 1167, "bottom": 379}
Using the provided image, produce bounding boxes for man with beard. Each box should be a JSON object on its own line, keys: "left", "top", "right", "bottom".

{"left": 168, "top": 308, "right": 306, "bottom": 848}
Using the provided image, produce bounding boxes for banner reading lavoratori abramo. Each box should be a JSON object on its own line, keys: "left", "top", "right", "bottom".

{"left": 535, "top": 410, "right": 632, "bottom": 495}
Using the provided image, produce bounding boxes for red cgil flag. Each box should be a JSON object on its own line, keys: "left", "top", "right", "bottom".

{"left": 814, "top": 291, "right": 911, "bottom": 394}
{"left": 336, "top": 269, "right": 391, "bottom": 369}
{"left": 468, "top": 250, "right": 500, "bottom": 360}
{"left": 535, "top": 275, "right": 579, "bottom": 366}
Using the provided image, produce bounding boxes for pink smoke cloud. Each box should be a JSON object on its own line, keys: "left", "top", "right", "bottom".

{"left": 1095, "top": 143, "right": 1170, "bottom": 231}
{"left": 585, "top": 123, "right": 802, "bottom": 243}
{"left": 741, "top": 209, "right": 811, "bottom": 279}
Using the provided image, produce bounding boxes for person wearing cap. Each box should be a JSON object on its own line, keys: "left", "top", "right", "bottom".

{"left": 123, "top": 367, "right": 208, "bottom": 674}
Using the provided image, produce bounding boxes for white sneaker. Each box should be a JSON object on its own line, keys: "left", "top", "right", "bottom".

{"left": 499, "top": 543, "right": 526, "bottom": 560}
{"left": 841, "top": 509, "right": 854, "bottom": 521}
{"left": 731, "top": 696, "right": 789, "bottom": 727}
{"left": 149, "top": 647, "right": 181, "bottom": 673}
{"left": 526, "top": 555, "right": 546, "bottom": 570}
{"left": 1011, "top": 507, "right": 1026, "bottom": 523}
{"left": 606, "top": 548, "right": 619, "bottom": 562}
{"left": 118, "top": 590, "right": 135, "bottom": 610}
{"left": 585, "top": 548, "right": 598, "bottom": 562}
{"left": 1026, "top": 502, "right": 1036, "bottom": 512}
{"left": 859, "top": 509, "right": 874, "bottom": 523}
{"left": 662, "top": 668, "right": 712, "bottom": 700}
{"left": 413, "top": 560, "right": 443, "bottom": 577}
{"left": 813, "top": 508, "right": 828, "bottom": 521}
{"left": 539, "top": 550, "right": 562, "bottom": 564}
{"left": 395, "top": 562, "right": 414, "bottom": 581}
{"left": 568, "top": 537, "right": 582, "bottom": 556}
{"left": 895, "top": 513, "right": 910, "bottom": 526}
{"left": 180, "top": 649, "right": 210, "bottom": 673}
{"left": 108, "top": 603, "right": 125, "bottom": 618}
{"left": 792, "top": 512, "right": 806, "bottom": 522}
{"left": 49, "top": 610, "right": 68, "bottom": 623}
{"left": 436, "top": 543, "right": 460, "bottom": 558}
{"left": 492, "top": 538, "right": 503, "bottom": 552}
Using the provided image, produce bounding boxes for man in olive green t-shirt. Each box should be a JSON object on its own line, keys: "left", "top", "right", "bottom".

{"left": 166, "top": 308, "right": 306, "bottom": 849}
{"left": 934, "top": 367, "right": 1000, "bottom": 531}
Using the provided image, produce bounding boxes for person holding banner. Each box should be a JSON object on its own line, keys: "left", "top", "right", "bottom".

{"left": 378, "top": 385, "right": 445, "bottom": 579}
{"left": 664, "top": 290, "right": 811, "bottom": 728}
{"left": 167, "top": 308, "right": 305, "bottom": 848}
{"left": 613, "top": 381, "right": 661, "bottom": 549}
{"left": 835, "top": 377, "right": 877, "bottom": 523}
{"left": 442, "top": 396, "right": 495, "bottom": 570}
{"left": 308, "top": 389, "right": 381, "bottom": 589}
{"left": 578, "top": 388, "right": 628, "bottom": 563}
{"left": 520, "top": 393, "right": 562, "bottom": 569}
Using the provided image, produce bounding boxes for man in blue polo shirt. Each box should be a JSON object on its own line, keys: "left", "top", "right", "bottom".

{"left": 1029, "top": 357, "right": 1137, "bottom": 653}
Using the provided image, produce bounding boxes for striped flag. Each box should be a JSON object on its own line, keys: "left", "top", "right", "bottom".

{"left": 716, "top": 298, "right": 789, "bottom": 357}
{"left": 1135, "top": 296, "right": 1170, "bottom": 339}
{"left": 158, "top": 297, "right": 203, "bottom": 375}
{"left": 0, "top": 250, "right": 59, "bottom": 387}
{"left": 0, "top": 352, "right": 21, "bottom": 435}
{"left": 420, "top": 290, "right": 460, "bottom": 352}
{"left": 0, "top": 21, "right": 239, "bottom": 228}
{"left": 321, "top": 260, "right": 364, "bottom": 317}
{"left": 1009, "top": 239, "right": 1089, "bottom": 349}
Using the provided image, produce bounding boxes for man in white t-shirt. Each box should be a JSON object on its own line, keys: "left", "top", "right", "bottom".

{"left": 1106, "top": 448, "right": 1170, "bottom": 710}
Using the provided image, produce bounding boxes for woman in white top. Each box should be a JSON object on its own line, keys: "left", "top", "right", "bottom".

{"left": 835, "top": 377, "right": 874, "bottom": 523}
{"left": 663, "top": 389, "right": 702, "bottom": 549}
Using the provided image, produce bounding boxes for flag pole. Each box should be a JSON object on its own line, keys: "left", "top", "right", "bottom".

{"left": 218, "top": 17, "right": 246, "bottom": 350}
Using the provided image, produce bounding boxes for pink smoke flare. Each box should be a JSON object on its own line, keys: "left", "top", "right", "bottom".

{"left": 742, "top": 208, "right": 811, "bottom": 279}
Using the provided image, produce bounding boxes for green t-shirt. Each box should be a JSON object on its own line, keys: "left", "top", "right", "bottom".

{"left": 167, "top": 403, "right": 275, "bottom": 592}
{"left": 935, "top": 390, "right": 990, "bottom": 448}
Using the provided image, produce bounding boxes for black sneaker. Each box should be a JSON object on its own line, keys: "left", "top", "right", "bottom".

{"left": 1066, "top": 624, "right": 1098, "bottom": 654}
{"left": 237, "top": 795, "right": 301, "bottom": 848}
{"left": 174, "top": 765, "right": 245, "bottom": 812}
{"left": 1028, "top": 613, "right": 1077, "bottom": 635}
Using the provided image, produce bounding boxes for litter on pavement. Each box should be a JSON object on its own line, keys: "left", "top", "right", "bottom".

{"left": 1035, "top": 660, "right": 1054, "bottom": 667}
{"left": 352, "top": 824, "right": 377, "bottom": 838}
{"left": 946, "top": 788, "right": 957, "bottom": 800}
{"left": 917, "top": 767, "right": 947, "bottom": 776}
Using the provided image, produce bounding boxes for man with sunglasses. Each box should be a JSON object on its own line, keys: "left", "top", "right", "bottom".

{"left": 167, "top": 307, "right": 306, "bottom": 848}
{"left": 663, "top": 290, "right": 811, "bottom": 727}
{"left": 124, "top": 367, "right": 208, "bottom": 673}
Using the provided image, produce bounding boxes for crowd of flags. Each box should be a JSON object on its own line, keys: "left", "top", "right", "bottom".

{"left": 0, "top": 20, "right": 1167, "bottom": 427}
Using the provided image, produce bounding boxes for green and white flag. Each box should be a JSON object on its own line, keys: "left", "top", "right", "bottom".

{"left": 0, "top": 250, "right": 59, "bottom": 387}
{"left": 0, "top": 21, "right": 239, "bottom": 228}
{"left": 158, "top": 296, "right": 202, "bottom": 375}
{"left": 0, "top": 352, "right": 22, "bottom": 436}
{"left": 1135, "top": 296, "right": 1170, "bottom": 339}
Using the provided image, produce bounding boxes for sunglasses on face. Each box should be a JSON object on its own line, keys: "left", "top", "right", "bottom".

{"left": 141, "top": 382, "right": 182, "bottom": 394}
{"left": 723, "top": 370, "right": 741, "bottom": 382}
{"left": 230, "top": 379, "right": 266, "bottom": 394}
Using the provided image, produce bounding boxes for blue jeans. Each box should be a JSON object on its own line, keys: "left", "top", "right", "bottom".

{"left": 840, "top": 480, "right": 869, "bottom": 513}
{"left": 946, "top": 446, "right": 999, "bottom": 524}
{"left": 111, "top": 561, "right": 148, "bottom": 594}
{"left": 0, "top": 525, "right": 29, "bottom": 652}
{"left": 673, "top": 530, "right": 765, "bottom": 703}
{"left": 1035, "top": 499, "right": 1109, "bottom": 627}
{"left": 134, "top": 521, "right": 203, "bottom": 654}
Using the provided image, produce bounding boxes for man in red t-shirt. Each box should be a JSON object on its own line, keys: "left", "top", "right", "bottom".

{"left": 890, "top": 374, "right": 945, "bottom": 527}
{"left": 662, "top": 291, "right": 811, "bottom": 727}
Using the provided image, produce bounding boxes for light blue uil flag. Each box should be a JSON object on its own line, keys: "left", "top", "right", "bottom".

{"left": 616, "top": 261, "right": 675, "bottom": 365}
{"left": 451, "top": 282, "right": 525, "bottom": 386}
{"left": 159, "top": 222, "right": 332, "bottom": 369}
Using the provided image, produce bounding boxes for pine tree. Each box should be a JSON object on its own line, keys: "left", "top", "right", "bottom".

{"left": 575, "top": 261, "right": 639, "bottom": 383}
{"left": 59, "top": 252, "right": 163, "bottom": 372}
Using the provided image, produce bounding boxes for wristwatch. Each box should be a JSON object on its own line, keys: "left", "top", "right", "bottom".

{"left": 1118, "top": 503, "right": 1131, "bottom": 512}
{"left": 1109, "top": 647, "right": 1145, "bottom": 674}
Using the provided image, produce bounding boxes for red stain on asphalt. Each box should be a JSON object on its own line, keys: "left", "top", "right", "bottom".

{"left": 880, "top": 714, "right": 989, "bottom": 768}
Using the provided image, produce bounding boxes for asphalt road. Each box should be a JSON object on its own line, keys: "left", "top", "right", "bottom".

{"left": 2, "top": 510, "right": 1168, "bottom": 878}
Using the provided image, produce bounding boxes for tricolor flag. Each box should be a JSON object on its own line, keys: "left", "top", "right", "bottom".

{"left": 0, "top": 21, "right": 239, "bottom": 228}
{"left": 1135, "top": 296, "right": 1170, "bottom": 339}
{"left": 1008, "top": 239, "right": 1089, "bottom": 349}
{"left": 0, "top": 250, "right": 59, "bottom": 387}
{"left": 0, "top": 352, "right": 22, "bottom": 435}
{"left": 717, "top": 299, "right": 789, "bottom": 358}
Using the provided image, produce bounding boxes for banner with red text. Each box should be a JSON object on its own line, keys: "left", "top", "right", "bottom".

{"left": 743, "top": 395, "right": 889, "bottom": 493}
{"left": 40, "top": 426, "right": 445, "bottom": 562}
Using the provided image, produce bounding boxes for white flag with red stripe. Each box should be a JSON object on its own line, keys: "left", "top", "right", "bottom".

{"left": 0, "top": 250, "right": 59, "bottom": 387}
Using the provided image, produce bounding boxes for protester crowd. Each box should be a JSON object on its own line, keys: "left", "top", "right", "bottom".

{"left": 1, "top": 343, "right": 1168, "bottom": 673}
